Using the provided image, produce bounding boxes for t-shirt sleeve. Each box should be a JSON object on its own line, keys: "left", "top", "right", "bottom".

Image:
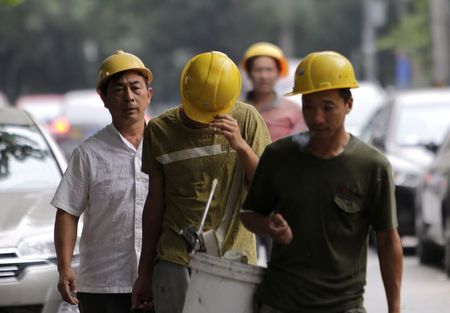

{"left": 141, "top": 122, "right": 163, "bottom": 176}
{"left": 242, "top": 146, "right": 277, "bottom": 216}
{"left": 50, "top": 148, "right": 89, "bottom": 217}
{"left": 242, "top": 105, "right": 272, "bottom": 156}
{"left": 368, "top": 159, "right": 398, "bottom": 231}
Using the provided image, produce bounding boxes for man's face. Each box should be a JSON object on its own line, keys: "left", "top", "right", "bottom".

{"left": 248, "top": 56, "right": 280, "bottom": 94}
{"left": 102, "top": 71, "right": 152, "bottom": 125}
{"left": 302, "top": 89, "right": 352, "bottom": 139}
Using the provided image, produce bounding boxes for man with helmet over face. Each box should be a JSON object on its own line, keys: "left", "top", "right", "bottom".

{"left": 241, "top": 51, "right": 403, "bottom": 313}
{"left": 52, "top": 50, "right": 152, "bottom": 313}
{"left": 132, "top": 51, "right": 271, "bottom": 313}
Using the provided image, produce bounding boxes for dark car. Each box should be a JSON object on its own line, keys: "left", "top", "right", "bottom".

{"left": 415, "top": 129, "right": 450, "bottom": 275}
{"left": 359, "top": 88, "right": 450, "bottom": 246}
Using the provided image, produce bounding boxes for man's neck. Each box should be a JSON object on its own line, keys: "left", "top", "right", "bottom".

{"left": 308, "top": 131, "right": 350, "bottom": 159}
{"left": 248, "top": 90, "right": 276, "bottom": 109}
{"left": 179, "top": 107, "right": 209, "bottom": 129}
{"left": 113, "top": 120, "right": 145, "bottom": 148}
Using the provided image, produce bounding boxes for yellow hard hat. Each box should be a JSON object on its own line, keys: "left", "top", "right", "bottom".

{"left": 97, "top": 50, "right": 153, "bottom": 89}
{"left": 241, "top": 42, "right": 288, "bottom": 78}
{"left": 180, "top": 51, "right": 241, "bottom": 124}
{"left": 286, "top": 51, "right": 359, "bottom": 96}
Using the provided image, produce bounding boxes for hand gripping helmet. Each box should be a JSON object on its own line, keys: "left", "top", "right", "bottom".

{"left": 286, "top": 51, "right": 359, "bottom": 96}
{"left": 180, "top": 51, "right": 241, "bottom": 124}
{"left": 241, "top": 42, "right": 288, "bottom": 78}
{"left": 96, "top": 50, "right": 153, "bottom": 90}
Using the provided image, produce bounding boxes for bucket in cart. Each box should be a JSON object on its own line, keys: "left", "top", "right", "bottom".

{"left": 182, "top": 252, "right": 265, "bottom": 313}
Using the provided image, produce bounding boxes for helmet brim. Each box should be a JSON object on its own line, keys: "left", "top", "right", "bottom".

{"left": 182, "top": 100, "right": 235, "bottom": 124}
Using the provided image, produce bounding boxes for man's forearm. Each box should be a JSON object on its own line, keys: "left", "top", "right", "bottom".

{"left": 235, "top": 142, "right": 259, "bottom": 182}
{"left": 240, "top": 211, "right": 271, "bottom": 236}
{"left": 54, "top": 210, "right": 78, "bottom": 272}
{"left": 376, "top": 229, "right": 403, "bottom": 313}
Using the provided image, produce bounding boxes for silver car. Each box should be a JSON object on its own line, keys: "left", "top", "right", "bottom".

{"left": 0, "top": 107, "right": 79, "bottom": 313}
{"left": 360, "top": 88, "right": 450, "bottom": 246}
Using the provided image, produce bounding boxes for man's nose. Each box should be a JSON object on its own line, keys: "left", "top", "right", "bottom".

{"left": 125, "top": 86, "right": 134, "bottom": 100}
{"left": 311, "top": 109, "right": 325, "bottom": 124}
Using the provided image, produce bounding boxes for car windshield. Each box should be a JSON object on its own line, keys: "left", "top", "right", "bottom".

{"left": 395, "top": 104, "right": 450, "bottom": 146}
{"left": 0, "top": 125, "right": 61, "bottom": 191}
{"left": 345, "top": 83, "right": 386, "bottom": 135}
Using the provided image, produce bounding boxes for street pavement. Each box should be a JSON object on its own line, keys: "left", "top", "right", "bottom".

{"left": 365, "top": 248, "right": 450, "bottom": 312}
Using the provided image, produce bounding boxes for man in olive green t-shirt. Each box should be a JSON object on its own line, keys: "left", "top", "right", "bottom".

{"left": 132, "top": 51, "right": 271, "bottom": 313}
{"left": 241, "top": 51, "right": 403, "bottom": 313}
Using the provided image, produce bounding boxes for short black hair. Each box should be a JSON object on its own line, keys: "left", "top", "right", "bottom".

{"left": 301, "top": 88, "right": 352, "bottom": 103}
{"left": 339, "top": 89, "right": 352, "bottom": 103}
{"left": 246, "top": 56, "right": 281, "bottom": 73}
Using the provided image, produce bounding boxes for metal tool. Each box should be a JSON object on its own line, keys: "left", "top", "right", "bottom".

{"left": 178, "top": 178, "right": 218, "bottom": 254}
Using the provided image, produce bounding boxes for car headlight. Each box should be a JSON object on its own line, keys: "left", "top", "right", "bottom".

{"left": 17, "top": 232, "right": 80, "bottom": 262}
{"left": 17, "top": 232, "right": 56, "bottom": 260}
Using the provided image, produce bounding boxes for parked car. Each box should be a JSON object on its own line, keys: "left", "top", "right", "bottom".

{"left": 415, "top": 129, "right": 450, "bottom": 275}
{"left": 0, "top": 91, "right": 10, "bottom": 107}
{"left": 359, "top": 88, "right": 450, "bottom": 245}
{"left": 0, "top": 107, "right": 79, "bottom": 313}
{"left": 15, "top": 94, "right": 64, "bottom": 137}
{"left": 53, "top": 89, "right": 111, "bottom": 159}
{"left": 345, "top": 81, "right": 387, "bottom": 136}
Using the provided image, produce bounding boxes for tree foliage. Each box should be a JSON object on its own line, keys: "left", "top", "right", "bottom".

{"left": 0, "top": 0, "right": 441, "bottom": 106}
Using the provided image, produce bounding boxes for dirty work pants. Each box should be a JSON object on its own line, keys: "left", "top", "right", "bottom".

{"left": 153, "top": 259, "right": 190, "bottom": 313}
{"left": 257, "top": 302, "right": 367, "bottom": 313}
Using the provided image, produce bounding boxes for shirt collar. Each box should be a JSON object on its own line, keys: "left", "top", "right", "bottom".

{"left": 107, "top": 123, "right": 143, "bottom": 153}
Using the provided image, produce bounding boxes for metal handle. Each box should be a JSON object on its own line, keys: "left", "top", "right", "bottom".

{"left": 197, "top": 178, "right": 218, "bottom": 235}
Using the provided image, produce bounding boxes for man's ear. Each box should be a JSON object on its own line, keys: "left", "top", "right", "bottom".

{"left": 98, "top": 90, "right": 109, "bottom": 109}
{"left": 345, "top": 96, "right": 353, "bottom": 114}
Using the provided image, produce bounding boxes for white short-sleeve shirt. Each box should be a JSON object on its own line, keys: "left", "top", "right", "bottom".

{"left": 51, "top": 124, "right": 149, "bottom": 293}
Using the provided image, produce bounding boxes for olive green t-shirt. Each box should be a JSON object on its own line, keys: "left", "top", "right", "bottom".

{"left": 142, "top": 101, "right": 271, "bottom": 266}
{"left": 242, "top": 133, "right": 397, "bottom": 313}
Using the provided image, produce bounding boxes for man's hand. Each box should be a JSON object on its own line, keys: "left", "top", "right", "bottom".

{"left": 57, "top": 267, "right": 78, "bottom": 305}
{"left": 210, "top": 114, "right": 246, "bottom": 151}
{"left": 132, "top": 275, "right": 154, "bottom": 311}
{"left": 268, "top": 213, "right": 293, "bottom": 245}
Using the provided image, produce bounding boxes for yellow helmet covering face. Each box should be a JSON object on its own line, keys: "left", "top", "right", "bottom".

{"left": 180, "top": 51, "right": 241, "bottom": 124}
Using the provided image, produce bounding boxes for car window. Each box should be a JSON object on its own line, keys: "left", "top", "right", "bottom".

{"left": 359, "top": 105, "right": 391, "bottom": 145}
{"left": 0, "top": 125, "right": 61, "bottom": 191}
{"left": 345, "top": 82, "right": 387, "bottom": 135}
{"left": 395, "top": 104, "right": 450, "bottom": 146}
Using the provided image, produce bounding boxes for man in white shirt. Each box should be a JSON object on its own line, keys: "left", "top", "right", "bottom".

{"left": 52, "top": 50, "right": 153, "bottom": 313}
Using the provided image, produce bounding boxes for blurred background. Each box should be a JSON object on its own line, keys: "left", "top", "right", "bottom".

{"left": 1, "top": 0, "right": 450, "bottom": 312}
{"left": 1, "top": 0, "right": 449, "bottom": 108}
